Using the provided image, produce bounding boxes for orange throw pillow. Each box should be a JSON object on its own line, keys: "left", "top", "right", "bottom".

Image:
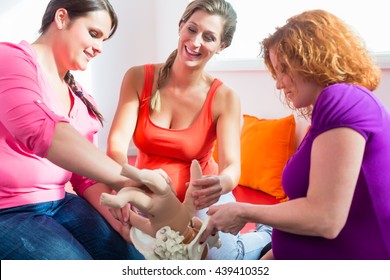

{"left": 239, "top": 114, "right": 295, "bottom": 199}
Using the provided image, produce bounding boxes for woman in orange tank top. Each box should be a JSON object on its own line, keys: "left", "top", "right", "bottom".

{"left": 107, "top": 0, "right": 272, "bottom": 260}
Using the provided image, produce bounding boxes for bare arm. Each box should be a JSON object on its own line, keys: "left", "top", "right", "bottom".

{"left": 201, "top": 127, "right": 365, "bottom": 241}
{"left": 46, "top": 122, "right": 129, "bottom": 191}
{"left": 253, "top": 127, "right": 364, "bottom": 237}
{"left": 214, "top": 86, "right": 242, "bottom": 193}
{"left": 107, "top": 66, "right": 143, "bottom": 164}
{"left": 191, "top": 85, "right": 242, "bottom": 209}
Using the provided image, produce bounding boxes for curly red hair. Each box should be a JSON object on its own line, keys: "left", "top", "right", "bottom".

{"left": 260, "top": 9, "right": 381, "bottom": 118}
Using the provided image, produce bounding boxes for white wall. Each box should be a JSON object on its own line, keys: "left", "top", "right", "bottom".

{"left": 1, "top": 0, "right": 389, "bottom": 155}
{"left": 92, "top": 0, "right": 390, "bottom": 154}
{"left": 89, "top": 0, "right": 157, "bottom": 153}
{"left": 89, "top": 0, "right": 191, "bottom": 154}
{"left": 209, "top": 69, "right": 390, "bottom": 119}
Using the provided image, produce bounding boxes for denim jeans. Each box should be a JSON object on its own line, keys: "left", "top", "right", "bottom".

{"left": 0, "top": 193, "right": 144, "bottom": 260}
{"left": 196, "top": 192, "right": 272, "bottom": 260}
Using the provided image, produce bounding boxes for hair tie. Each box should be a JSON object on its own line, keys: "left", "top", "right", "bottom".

{"left": 75, "top": 90, "right": 84, "bottom": 98}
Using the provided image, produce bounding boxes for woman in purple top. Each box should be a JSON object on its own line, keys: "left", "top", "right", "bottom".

{"left": 200, "top": 9, "right": 390, "bottom": 259}
{"left": 0, "top": 0, "right": 143, "bottom": 259}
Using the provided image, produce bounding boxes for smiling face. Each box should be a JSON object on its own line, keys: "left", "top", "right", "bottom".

{"left": 54, "top": 9, "right": 112, "bottom": 72}
{"left": 177, "top": 10, "right": 225, "bottom": 69}
{"left": 269, "top": 48, "right": 323, "bottom": 109}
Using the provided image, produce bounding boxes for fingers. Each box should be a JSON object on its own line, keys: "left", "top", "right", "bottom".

{"left": 199, "top": 204, "right": 244, "bottom": 244}
{"left": 198, "top": 206, "right": 218, "bottom": 243}
{"left": 108, "top": 207, "right": 119, "bottom": 221}
{"left": 199, "top": 219, "right": 216, "bottom": 244}
{"left": 206, "top": 205, "right": 218, "bottom": 215}
{"left": 192, "top": 183, "right": 222, "bottom": 210}
{"left": 194, "top": 193, "right": 220, "bottom": 210}
{"left": 191, "top": 176, "right": 219, "bottom": 187}
{"left": 108, "top": 204, "right": 131, "bottom": 225}
{"left": 199, "top": 217, "right": 220, "bottom": 244}
{"left": 191, "top": 176, "right": 222, "bottom": 196}
{"left": 121, "top": 205, "right": 130, "bottom": 223}
{"left": 199, "top": 230, "right": 211, "bottom": 244}
{"left": 128, "top": 210, "right": 154, "bottom": 236}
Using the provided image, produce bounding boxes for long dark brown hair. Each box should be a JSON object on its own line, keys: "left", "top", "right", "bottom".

{"left": 39, "top": 0, "right": 118, "bottom": 125}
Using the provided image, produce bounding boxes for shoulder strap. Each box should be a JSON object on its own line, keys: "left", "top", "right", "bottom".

{"left": 139, "top": 64, "right": 155, "bottom": 108}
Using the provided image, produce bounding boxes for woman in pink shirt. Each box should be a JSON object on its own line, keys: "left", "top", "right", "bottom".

{"left": 0, "top": 0, "right": 143, "bottom": 260}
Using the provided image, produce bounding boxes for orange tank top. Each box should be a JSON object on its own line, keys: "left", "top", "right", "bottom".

{"left": 133, "top": 64, "right": 220, "bottom": 202}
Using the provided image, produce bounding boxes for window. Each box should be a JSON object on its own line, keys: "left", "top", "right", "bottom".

{"left": 208, "top": 0, "right": 390, "bottom": 70}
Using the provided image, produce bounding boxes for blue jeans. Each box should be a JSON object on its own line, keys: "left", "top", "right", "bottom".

{"left": 0, "top": 193, "right": 144, "bottom": 260}
{"left": 196, "top": 192, "right": 272, "bottom": 260}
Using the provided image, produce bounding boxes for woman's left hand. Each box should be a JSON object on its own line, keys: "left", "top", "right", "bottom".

{"left": 107, "top": 201, "right": 133, "bottom": 243}
{"left": 190, "top": 175, "right": 223, "bottom": 210}
{"left": 108, "top": 202, "right": 131, "bottom": 225}
{"left": 115, "top": 216, "right": 132, "bottom": 243}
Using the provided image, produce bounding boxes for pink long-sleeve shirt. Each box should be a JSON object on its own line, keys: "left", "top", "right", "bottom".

{"left": 0, "top": 41, "right": 99, "bottom": 209}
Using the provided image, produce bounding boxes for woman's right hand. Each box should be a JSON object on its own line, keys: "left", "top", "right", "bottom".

{"left": 107, "top": 198, "right": 131, "bottom": 225}
{"left": 190, "top": 175, "right": 223, "bottom": 210}
{"left": 106, "top": 194, "right": 133, "bottom": 243}
{"left": 200, "top": 202, "right": 248, "bottom": 243}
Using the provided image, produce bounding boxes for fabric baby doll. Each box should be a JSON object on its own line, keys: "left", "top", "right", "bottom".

{"left": 100, "top": 160, "right": 221, "bottom": 259}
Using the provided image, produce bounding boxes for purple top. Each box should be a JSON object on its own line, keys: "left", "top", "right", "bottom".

{"left": 273, "top": 83, "right": 390, "bottom": 259}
